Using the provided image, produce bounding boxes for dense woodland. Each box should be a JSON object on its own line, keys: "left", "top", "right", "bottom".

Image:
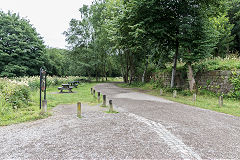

{"left": 1, "top": 0, "right": 240, "bottom": 90}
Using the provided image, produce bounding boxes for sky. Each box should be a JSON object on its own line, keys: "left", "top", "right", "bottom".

{"left": 0, "top": 0, "right": 93, "bottom": 49}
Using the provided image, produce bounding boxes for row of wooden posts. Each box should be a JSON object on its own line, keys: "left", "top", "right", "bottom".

{"left": 160, "top": 89, "right": 224, "bottom": 107}
{"left": 77, "top": 88, "right": 224, "bottom": 117}
{"left": 77, "top": 88, "right": 114, "bottom": 118}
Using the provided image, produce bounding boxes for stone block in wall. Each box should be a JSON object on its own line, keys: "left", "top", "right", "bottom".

{"left": 195, "top": 70, "right": 238, "bottom": 94}
{"left": 152, "top": 70, "right": 239, "bottom": 94}
{"left": 220, "top": 70, "right": 231, "bottom": 76}
{"left": 207, "top": 71, "right": 217, "bottom": 76}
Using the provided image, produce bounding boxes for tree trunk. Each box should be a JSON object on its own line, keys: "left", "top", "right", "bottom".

{"left": 120, "top": 50, "right": 128, "bottom": 83}
{"left": 120, "top": 53, "right": 126, "bottom": 83}
{"left": 129, "top": 53, "right": 134, "bottom": 84}
{"left": 125, "top": 66, "right": 129, "bottom": 83}
{"left": 129, "top": 65, "right": 134, "bottom": 84}
{"left": 142, "top": 61, "right": 148, "bottom": 83}
{"left": 171, "top": 39, "right": 179, "bottom": 88}
{"left": 102, "top": 62, "right": 106, "bottom": 82}
{"left": 125, "top": 51, "right": 129, "bottom": 83}
{"left": 187, "top": 63, "right": 196, "bottom": 92}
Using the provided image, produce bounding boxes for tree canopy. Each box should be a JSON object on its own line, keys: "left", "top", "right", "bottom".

{"left": 0, "top": 11, "right": 45, "bottom": 77}
{"left": 63, "top": 0, "right": 240, "bottom": 87}
{"left": 1, "top": 0, "right": 239, "bottom": 87}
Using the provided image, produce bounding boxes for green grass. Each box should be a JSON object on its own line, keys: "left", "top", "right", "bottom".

{"left": 162, "top": 55, "right": 240, "bottom": 74}
{"left": 0, "top": 83, "right": 100, "bottom": 126}
{"left": 42, "top": 83, "right": 100, "bottom": 108}
{"left": 105, "top": 77, "right": 123, "bottom": 82}
{"left": 196, "top": 55, "right": 240, "bottom": 71}
{"left": 105, "top": 110, "right": 119, "bottom": 114}
{"left": 118, "top": 83, "right": 240, "bottom": 117}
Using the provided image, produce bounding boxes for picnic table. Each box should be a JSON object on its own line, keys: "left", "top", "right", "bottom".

{"left": 58, "top": 84, "right": 73, "bottom": 93}
{"left": 68, "top": 81, "right": 79, "bottom": 88}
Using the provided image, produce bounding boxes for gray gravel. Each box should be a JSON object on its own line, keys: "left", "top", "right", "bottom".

{"left": 1, "top": 83, "right": 240, "bottom": 159}
{"left": 0, "top": 104, "right": 180, "bottom": 159}
{"left": 94, "top": 83, "right": 240, "bottom": 159}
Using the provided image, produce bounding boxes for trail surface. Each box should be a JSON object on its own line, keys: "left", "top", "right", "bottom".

{"left": 95, "top": 83, "right": 240, "bottom": 159}
{"left": 0, "top": 83, "right": 240, "bottom": 159}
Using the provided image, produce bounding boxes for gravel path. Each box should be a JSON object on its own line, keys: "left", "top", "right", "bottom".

{"left": 1, "top": 83, "right": 240, "bottom": 159}
{"left": 0, "top": 103, "right": 181, "bottom": 159}
{"left": 94, "top": 83, "right": 240, "bottom": 159}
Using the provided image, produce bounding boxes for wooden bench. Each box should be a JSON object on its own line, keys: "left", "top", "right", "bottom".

{"left": 58, "top": 84, "right": 73, "bottom": 93}
{"left": 68, "top": 81, "right": 79, "bottom": 88}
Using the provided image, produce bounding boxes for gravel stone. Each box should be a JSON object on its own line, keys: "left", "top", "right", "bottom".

{"left": 1, "top": 83, "right": 240, "bottom": 159}
{"left": 0, "top": 104, "right": 179, "bottom": 159}
{"left": 94, "top": 83, "right": 240, "bottom": 159}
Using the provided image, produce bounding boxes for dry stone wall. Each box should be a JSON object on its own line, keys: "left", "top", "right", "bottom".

{"left": 196, "top": 70, "right": 234, "bottom": 94}
{"left": 153, "top": 70, "right": 239, "bottom": 94}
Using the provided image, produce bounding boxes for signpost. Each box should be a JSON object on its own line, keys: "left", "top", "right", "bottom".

{"left": 40, "top": 67, "right": 47, "bottom": 110}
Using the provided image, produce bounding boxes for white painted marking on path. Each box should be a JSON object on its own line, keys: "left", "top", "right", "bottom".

{"left": 128, "top": 113, "right": 202, "bottom": 160}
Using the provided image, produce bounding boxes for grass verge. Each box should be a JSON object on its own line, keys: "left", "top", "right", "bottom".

{"left": 0, "top": 83, "right": 99, "bottom": 126}
{"left": 117, "top": 83, "right": 240, "bottom": 117}
{"left": 105, "top": 110, "right": 119, "bottom": 114}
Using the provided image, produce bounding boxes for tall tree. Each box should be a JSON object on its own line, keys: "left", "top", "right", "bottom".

{"left": 119, "top": 0, "right": 225, "bottom": 87}
{"left": 210, "top": 14, "right": 234, "bottom": 57}
{"left": 64, "top": 5, "right": 97, "bottom": 78}
{"left": 180, "top": 14, "right": 218, "bottom": 91}
{"left": 44, "top": 48, "right": 68, "bottom": 76}
{"left": 64, "top": 2, "right": 121, "bottom": 79}
{"left": 228, "top": 0, "right": 240, "bottom": 53}
{"left": 0, "top": 11, "right": 45, "bottom": 77}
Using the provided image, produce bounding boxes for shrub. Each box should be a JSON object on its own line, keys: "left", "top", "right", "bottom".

{"left": 0, "top": 93, "right": 12, "bottom": 116}
{"left": 194, "top": 54, "right": 240, "bottom": 72}
{"left": 0, "top": 79, "right": 30, "bottom": 109}
{"left": 28, "top": 79, "right": 40, "bottom": 90}
{"left": 229, "top": 71, "right": 240, "bottom": 99}
{"left": 9, "top": 85, "right": 30, "bottom": 108}
{"left": 179, "top": 90, "right": 193, "bottom": 96}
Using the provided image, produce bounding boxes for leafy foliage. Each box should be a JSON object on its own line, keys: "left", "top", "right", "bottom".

{"left": 64, "top": 2, "right": 121, "bottom": 79}
{"left": 194, "top": 54, "right": 240, "bottom": 71}
{"left": 229, "top": 71, "right": 240, "bottom": 99}
{"left": 44, "top": 48, "right": 69, "bottom": 76}
{"left": 210, "top": 14, "right": 234, "bottom": 57}
{"left": 63, "top": 0, "right": 240, "bottom": 87}
{"left": 0, "top": 11, "right": 45, "bottom": 77}
{"left": 228, "top": 0, "right": 240, "bottom": 52}
{"left": 0, "top": 79, "right": 30, "bottom": 110}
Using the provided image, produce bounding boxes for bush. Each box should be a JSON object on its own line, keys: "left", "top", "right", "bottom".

{"left": 179, "top": 90, "right": 193, "bottom": 96}
{"left": 13, "top": 76, "right": 88, "bottom": 90}
{"left": 0, "top": 94, "right": 12, "bottom": 116}
{"left": 229, "top": 71, "right": 240, "bottom": 99}
{"left": 28, "top": 79, "right": 40, "bottom": 90}
{"left": 0, "top": 79, "right": 30, "bottom": 109}
{"left": 194, "top": 54, "right": 240, "bottom": 72}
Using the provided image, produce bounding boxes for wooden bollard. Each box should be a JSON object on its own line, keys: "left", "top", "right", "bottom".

{"left": 173, "top": 90, "right": 177, "bottom": 98}
{"left": 41, "top": 100, "right": 47, "bottom": 113}
{"left": 193, "top": 93, "right": 197, "bottom": 102}
{"left": 160, "top": 89, "right": 163, "bottom": 96}
{"left": 77, "top": 102, "right": 81, "bottom": 118}
{"left": 219, "top": 95, "right": 223, "bottom": 107}
{"left": 93, "top": 89, "right": 96, "bottom": 98}
{"left": 91, "top": 88, "right": 93, "bottom": 94}
{"left": 97, "top": 92, "right": 101, "bottom": 102}
{"left": 109, "top": 100, "right": 113, "bottom": 112}
{"left": 103, "top": 95, "right": 106, "bottom": 107}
